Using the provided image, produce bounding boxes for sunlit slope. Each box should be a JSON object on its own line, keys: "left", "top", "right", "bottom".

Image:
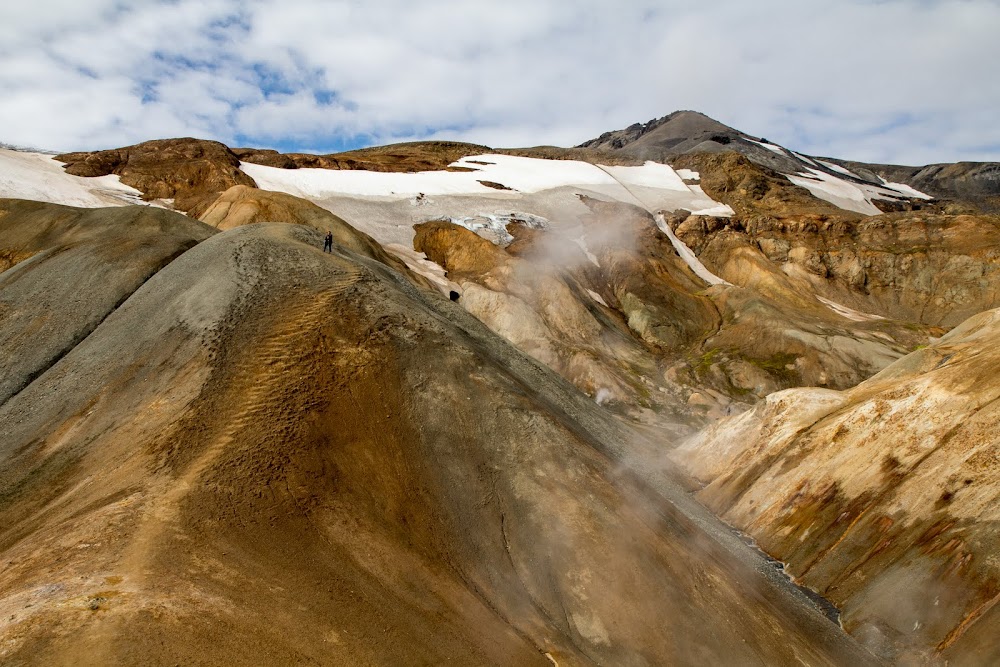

{"left": 0, "top": 198, "right": 214, "bottom": 405}
{"left": 673, "top": 307, "right": 1000, "bottom": 663}
{"left": 0, "top": 219, "right": 873, "bottom": 665}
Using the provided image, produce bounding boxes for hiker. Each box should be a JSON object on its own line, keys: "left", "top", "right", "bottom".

{"left": 323, "top": 231, "right": 333, "bottom": 253}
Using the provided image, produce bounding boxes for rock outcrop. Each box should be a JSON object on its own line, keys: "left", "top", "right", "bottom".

{"left": 235, "top": 141, "right": 493, "bottom": 173}
{"left": 56, "top": 138, "right": 257, "bottom": 216}
{"left": 663, "top": 181, "right": 1000, "bottom": 328}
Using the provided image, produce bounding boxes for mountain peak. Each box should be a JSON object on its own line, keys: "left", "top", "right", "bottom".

{"left": 578, "top": 110, "right": 739, "bottom": 153}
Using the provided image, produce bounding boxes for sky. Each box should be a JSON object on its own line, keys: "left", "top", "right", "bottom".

{"left": 1, "top": 0, "right": 998, "bottom": 165}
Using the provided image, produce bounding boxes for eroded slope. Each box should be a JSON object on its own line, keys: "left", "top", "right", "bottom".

{"left": 673, "top": 308, "right": 1000, "bottom": 664}
{"left": 0, "top": 220, "right": 874, "bottom": 666}
{"left": 0, "top": 199, "right": 214, "bottom": 406}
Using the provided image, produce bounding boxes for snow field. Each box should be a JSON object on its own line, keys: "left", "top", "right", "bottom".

{"left": 0, "top": 149, "right": 145, "bottom": 208}
{"left": 786, "top": 166, "right": 931, "bottom": 216}
{"left": 241, "top": 154, "right": 730, "bottom": 217}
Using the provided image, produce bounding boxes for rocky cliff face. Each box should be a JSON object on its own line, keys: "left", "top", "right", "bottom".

{"left": 663, "top": 152, "right": 1000, "bottom": 327}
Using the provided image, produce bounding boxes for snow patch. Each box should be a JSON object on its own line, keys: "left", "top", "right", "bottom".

{"left": 654, "top": 212, "right": 730, "bottom": 286}
{"left": 876, "top": 177, "right": 933, "bottom": 200}
{"left": 689, "top": 203, "right": 737, "bottom": 217}
{"left": 686, "top": 184, "right": 736, "bottom": 216}
{"left": 440, "top": 211, "right": 548, "bottom": 246}
{"left": 243, "top": 160, "right": 493, "bottom": 198}
{"left": 453, "top": 154, "right": 619, "bottom": 192}
{"left": 600, "top": 161, "right": 690, "bottom": 192}
{"left": 817, "top": 296, "right": 885, "bottom": 322}
{"left": 243, "top": 153, "right": 625, "bottom": 199}
{"left": 746, "top": 138, "right": 787, "bottom": 156}
{"left": 586, "top": 289, "right": 609, "bottom": 307}
{"left": 676, "top": 169, "right": 700, "bottom": 181}
{"left": 786, "top": 168, "right": 884, "bottom": 215}
{"left": 594, "top": 165, "right": 734, "bottom": 219}
{"left": 385, "top": 243, "right": 460, "bottom": 295}
{"left": 816, "top": 159, "right": 859, "bottom": 178}
{"left": 787, "top": 166, "right": 932, "bottom": 215}
{"left": 0, "top": 149, "right": 145, "bottom": 208}
{"left": 792, "top": 152, "right": 820, "bottom": 167}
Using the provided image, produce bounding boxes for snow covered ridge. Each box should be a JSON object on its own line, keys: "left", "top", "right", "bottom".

{"left": 740, "top": 136, "right": 932, "bottom": 215}
{"left": 0, "top": 148, "right": 146, "bottom": 208}
{"left": 786, "top": 166, "right": 931, "bottom": 216}
{"left": 240, "top": 154, "right": 734, "bottom": 216}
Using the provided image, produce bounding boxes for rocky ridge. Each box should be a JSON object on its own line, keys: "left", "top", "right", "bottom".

{"left": 55, "top": 138, "right": 257, "bottom": 216}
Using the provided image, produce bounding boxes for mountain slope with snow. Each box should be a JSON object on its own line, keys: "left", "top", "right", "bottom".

{"left": 240, "top": 153, "right": 734, "bottom": 248}
{"left": 0, "top": 148, "right": 147, "bottom": 207}
{"left": 577, "top": 110, "right": 955, "bottom": 215}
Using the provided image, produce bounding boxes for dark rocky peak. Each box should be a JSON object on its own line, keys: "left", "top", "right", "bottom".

{"left": 578, "top": 110, "right": 738, "bottom": 152}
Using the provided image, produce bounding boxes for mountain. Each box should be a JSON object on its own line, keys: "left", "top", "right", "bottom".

{"left": 581, "top": 110, "right": 1000, "bottom": 210}
{"left": 579, "top": 110, "right": 740, "bottom": 155}
{"left": 55, "top": 138, "right": 257, "bottom": 216}
{"left": 0, "top": 200, "right": 875, "bottom": 666}
{"left": 2, "top": 109, "right": 1000, "bottom": 663}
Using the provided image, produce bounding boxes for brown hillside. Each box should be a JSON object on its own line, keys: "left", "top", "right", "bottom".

{"left": 0, "top": 216, "right": 875, "bottom": 665}
{"left": 55, "top": 138, "right": 257, "bottom": 216}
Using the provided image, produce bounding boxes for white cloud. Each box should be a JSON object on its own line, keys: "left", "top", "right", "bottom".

{"left": 0, "top": 0, "right": 997, "bottom": 164}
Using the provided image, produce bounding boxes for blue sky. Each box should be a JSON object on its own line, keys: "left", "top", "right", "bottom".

{"left": 1, "top": 0, "right": 998, "bottom": 165}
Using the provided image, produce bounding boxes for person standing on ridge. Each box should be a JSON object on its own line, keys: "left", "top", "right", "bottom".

{"left": 323, "top": 231, "right": 333, "bottom": 253}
